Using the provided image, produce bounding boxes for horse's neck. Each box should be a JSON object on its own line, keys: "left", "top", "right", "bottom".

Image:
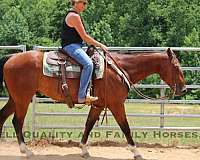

{"left": 115, "top": 53, "right": 167, "bottom": 84}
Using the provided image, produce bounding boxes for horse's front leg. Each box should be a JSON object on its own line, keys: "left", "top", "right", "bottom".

{"left": 80, "top": 106, "right": 103, "bottom": 158}
{"left": 110, "top": 104, "right": 144, "bottom": 160}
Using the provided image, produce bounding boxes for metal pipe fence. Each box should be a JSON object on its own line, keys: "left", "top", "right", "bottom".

{"left": 31, "top": 46, "right": 200, "bottom": 132}
{"left": 0, "top": 45, "right": 26, "bottom": 52}
{"left": 1, "top": 46, "right": 200, "bottom": 133}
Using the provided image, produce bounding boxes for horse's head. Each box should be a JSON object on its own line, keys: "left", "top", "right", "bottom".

{"left": 160, "top": 48, "right": 187, "bottom": 96}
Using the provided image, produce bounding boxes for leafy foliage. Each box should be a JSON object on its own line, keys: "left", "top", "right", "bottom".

{"left": 0, "top": 0, "right": 199, "bottom": 98}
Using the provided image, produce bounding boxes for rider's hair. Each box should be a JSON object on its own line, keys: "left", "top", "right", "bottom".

{"left": 69, "top": 0, "right": 87, "bottom": 5}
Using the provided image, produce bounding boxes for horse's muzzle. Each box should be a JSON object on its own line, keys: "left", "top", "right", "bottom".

{"left": 181, "top": 86, "right": 187, "bottom": 94}
{"left": 175, "top": 85, "right": 187, "bottom": 96}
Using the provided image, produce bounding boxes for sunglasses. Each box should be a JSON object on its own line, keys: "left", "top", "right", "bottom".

{"left": 78, "top": 1, "right": 87, "bottom": 5}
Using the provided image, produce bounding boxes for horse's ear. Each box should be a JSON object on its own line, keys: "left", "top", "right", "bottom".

{"left": 166, "top": 48, "right": 173, "bottom": 60}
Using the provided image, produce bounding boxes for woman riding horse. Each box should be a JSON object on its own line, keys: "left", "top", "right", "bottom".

{"left": 61, "top": 0, "right": 108, "bottom": 104}
{"left": 0, "top": 47, "right": 186, "bottom": 160}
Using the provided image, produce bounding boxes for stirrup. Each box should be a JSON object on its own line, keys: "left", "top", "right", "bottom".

{"left": 78, "top": 96, "right": 98, "bottom": 105}
{"left": 85, "top": 96, "right": 98, "bottom": 105}
{"left": 74, "top": 104, "right": 86, "bottom": 109}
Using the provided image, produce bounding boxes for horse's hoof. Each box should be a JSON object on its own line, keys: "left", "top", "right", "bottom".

{"left": 20, "top": 149, "right": 34, "bottom": 158}
{"left": 134, "top": 155, "right": 144, "bottom": 160}
{"left": 26, "top": 150, "right": 34, "bottom": 158}
{"left": 81, "top": 152, "right": 90, "bottom": 159}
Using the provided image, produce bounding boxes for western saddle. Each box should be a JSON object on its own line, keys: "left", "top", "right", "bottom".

{"left": 46, "top": 45, "right": 96, "bottom": 108}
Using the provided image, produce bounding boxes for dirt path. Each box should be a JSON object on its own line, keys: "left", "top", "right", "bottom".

{"left": 0, "top": 141, "right": 199, "bottom": 160}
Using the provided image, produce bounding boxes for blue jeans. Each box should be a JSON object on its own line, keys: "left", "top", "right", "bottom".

{"left": 63, "top": 44, "right": 93, "bottom": 101}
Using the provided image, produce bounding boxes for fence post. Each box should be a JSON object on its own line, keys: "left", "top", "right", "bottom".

{"left": 160, "top": 80, "right": 165, "bottom": 128}
{"left": 21, "top": 45, "right": 26, "bottom": 52}
{"left": 32, "top": 95, "right": 36, "bottom": 139}
{"left": 31, "top": 45, "right": 37, "bottom": 139}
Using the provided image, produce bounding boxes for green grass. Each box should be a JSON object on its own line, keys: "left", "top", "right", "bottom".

{"left": 1, "top": 101, "right": 200, "bottom": 146}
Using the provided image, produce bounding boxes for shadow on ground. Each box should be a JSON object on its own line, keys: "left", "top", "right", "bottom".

{"left": 0, "top": 154, "right": 132, "bottom": 160}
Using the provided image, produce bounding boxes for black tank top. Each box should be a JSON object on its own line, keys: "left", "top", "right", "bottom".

{"left": 60, "top": 10, "right": 83, "bottom": 48}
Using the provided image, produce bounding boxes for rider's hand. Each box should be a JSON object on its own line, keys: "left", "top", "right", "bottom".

{"left": 100, "top": 43, "right": 108, "bottom": 53}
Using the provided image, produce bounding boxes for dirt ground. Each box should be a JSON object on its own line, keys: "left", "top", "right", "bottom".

{"left": 0, "top": 140, "right": 199, "bottom": 160}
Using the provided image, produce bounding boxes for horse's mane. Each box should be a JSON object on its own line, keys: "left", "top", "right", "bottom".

{"left": 112, "top": 51, "right": 164, "bottom": 55}
{"left": 111, "top": 51, "right": 165, "bottom": 60}
{"left": 111, "top": 50, "right": 181, "bottom": 70}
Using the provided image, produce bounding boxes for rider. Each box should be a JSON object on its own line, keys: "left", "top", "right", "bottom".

{"left": 61, "top": 0, "right": 108, "bottom": 104}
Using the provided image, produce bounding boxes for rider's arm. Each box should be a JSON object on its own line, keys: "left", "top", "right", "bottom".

{"left": 66, "top": 13, "right": 108, "bottom": 52}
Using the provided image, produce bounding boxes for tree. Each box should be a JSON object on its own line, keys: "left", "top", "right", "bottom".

{"left": 0, "top": 0, "right": 200, "bottom": 98}
{"left": 0, "top": 7, "right": 31, "bottom": 46}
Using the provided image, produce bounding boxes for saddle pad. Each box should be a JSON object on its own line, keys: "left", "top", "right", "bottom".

{"left": 43, "top": 51, "right": 104, "bottom": 79}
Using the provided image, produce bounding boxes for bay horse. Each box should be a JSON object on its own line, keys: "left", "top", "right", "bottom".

{"left": 0, "top": 48, "right": 186, "bottom": 160}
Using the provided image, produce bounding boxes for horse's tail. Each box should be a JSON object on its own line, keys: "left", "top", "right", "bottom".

{"left": 0, "top": 55, "right": 13, "bottom": 90}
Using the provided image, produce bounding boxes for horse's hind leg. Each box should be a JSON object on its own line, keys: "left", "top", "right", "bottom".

{"left": 0, "top": 97, "right": 15, "bottom": 137}
{"left": 109, "top": 104, "right": 144, "bottom": 160}
{"left": 12, "top": 100, "right": 34, "bottom": 157}
{"left": 80, "top": 106, "right": 103, "bottom": 157}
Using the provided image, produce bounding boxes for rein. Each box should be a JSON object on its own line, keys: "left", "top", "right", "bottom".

{"left": 108, "top": 50, "right": 177, "bottom": 101}
{"left": 94, "top": 48, "right": 132, "bottom": 125}
{"left": 131, "top": 85, "right": 176, "bottom": 100}
{"left": 131, "top": 53, "right": 179, "bottom": 101}
{"left": 100, "top": 53, "right": 108, "bottom": 125}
